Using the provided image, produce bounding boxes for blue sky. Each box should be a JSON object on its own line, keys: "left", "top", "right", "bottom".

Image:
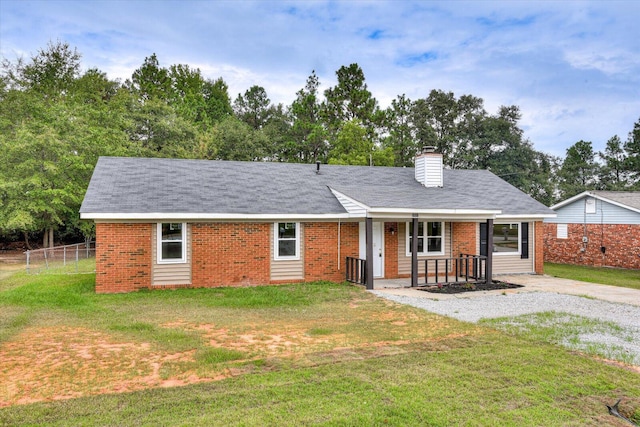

{"left": 1, "top": 0, "right": 639, "bottom": 158}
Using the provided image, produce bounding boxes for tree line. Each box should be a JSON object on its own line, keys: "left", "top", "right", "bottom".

{"left": 1, "top": 41, "right": 639, "bottom": 248}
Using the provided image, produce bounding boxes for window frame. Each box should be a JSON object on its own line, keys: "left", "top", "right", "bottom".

{"left": 274, "top": 222, "right": 300, "bottom": 261}
{"left": 492, "top": 222, "right": 521, "bottom": 256}
{"left": 157, "top": 222, "right": 187, "bottom": 264}
{"left": 405, "top": 221, "right": 444, "bottom": 256}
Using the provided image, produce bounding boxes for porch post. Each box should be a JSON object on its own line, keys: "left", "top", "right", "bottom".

{"left": 365, "top": 217, "right": 374, "bottom": 290}
{"left": 486, "top": 219, "right": 493, "bottom": 284}
{"left": 411, "top": 214, "right": 418, "bottom": 287}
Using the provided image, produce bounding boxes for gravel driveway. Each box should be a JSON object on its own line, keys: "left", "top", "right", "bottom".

{"left": 371, "top": 287, "right": 640, "bottom": 366}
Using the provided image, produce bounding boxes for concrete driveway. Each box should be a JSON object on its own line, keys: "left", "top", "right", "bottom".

{"left": 373, "top": 274, "right": 640, "bottom": 307}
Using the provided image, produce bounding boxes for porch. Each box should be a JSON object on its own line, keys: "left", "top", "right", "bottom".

{"left": 346, "top": 217, "right": 495, "bottom": 290}
{"left": 346, "top": 253, "right": 489, "bottom": 289}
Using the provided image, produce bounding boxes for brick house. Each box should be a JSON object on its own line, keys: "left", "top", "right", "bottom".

{"left": 544, "top": 191, "right": 640, "bottom": 269}
{"left": 79, "top": 149, "right": 555, "bottom": 293}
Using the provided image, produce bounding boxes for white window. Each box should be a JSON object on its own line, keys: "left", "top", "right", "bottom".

{"left": 493, "top": 223, "right": 520, "bottom": 254}
{"left": 157, "top": 223, "right": 186, "bottom": 263}
{"left": 274, "top": 222, "right": 300, "bottom": 260}
{"left": 585, "top": 198, "right": 596, "bottom": 214}
{"left": 557, "top": 224, "right": 568, "bottom": 239}
{"left": 406, "top": 221, "right": 444, "bottom": 256}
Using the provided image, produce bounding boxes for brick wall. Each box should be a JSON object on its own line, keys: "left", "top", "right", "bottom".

{"left": 384, "top": 222, "right": 399, "bottom": 278}
{"left": 534, "top": 221, "right": 544, "bottom": 274}
{"left": 191, "top": 223, "right": 270, "bottom": 287}
{"left": 544, "top": 222, "right": 640, "bottom": 269}
{"left": 95, "top": 223, "right": 152, "bottom": 293}
{"left": 304, "top": 222, "right": 359, "bottom": 282}
{"left": 451, "top": 222, "right": 476, "bottom": 256}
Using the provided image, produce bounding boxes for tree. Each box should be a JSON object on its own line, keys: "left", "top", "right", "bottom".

{"left": 202, "top": 77, "right": 233, "bottom": 124}
{"left": 2, "top": 40, "right": 81, "bottom": 98}
{"left": 286, "top": 71, "right": 328, "bottom": 163}
{"left": 233, "top": 85, "right": 272, "bottom": 130}
{"left": 328, "top": 120, "right": 394, "bottom": 166}
{"left": 558, "top": 140, "right": 600, "bottom": 199}
{"left": 624, "top": 117, "right": 640, "bottom": 188}
{"left": 382, "top": 94, "right": 419, "bottom": 167}
{"left": 212, "top": 116, "right": 268, "bottom": 161}
{"left": 322, "top": 63, "right": 381, "bottom": 146}
{"left": 599, "top": 135, "right": 628, "bottom": 190}
{"left": 130, "top": 53, "right": 171, "bottom": 101}
{"left": 411, "top": 90, "right": 485, "bottom": 168}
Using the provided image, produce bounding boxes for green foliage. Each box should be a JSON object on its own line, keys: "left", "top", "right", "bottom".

{"left": 4, "top": 40, "right": 640, "bottom": 244}
{"left": 544, "top": 262, "right": 640, "bottom": 290}
{"left": 558, "top": 140, "right": 600, "bottom": 199}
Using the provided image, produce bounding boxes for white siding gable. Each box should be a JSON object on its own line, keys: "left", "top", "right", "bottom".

{"left": 329, "top": 188, "right": 368, "bottom": 217}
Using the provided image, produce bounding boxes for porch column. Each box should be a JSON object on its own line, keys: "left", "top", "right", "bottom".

{"left": 365, "top": 217, "right": 374, "bottom": 290}
{"left": 486, "top": 219, "right": 493, "bottom": 284}
{"left": 411, "top": 214, "right": 418, "bottom": 287}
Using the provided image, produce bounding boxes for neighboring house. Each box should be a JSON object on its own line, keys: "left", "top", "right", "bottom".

{"left": 544, "top": 191, "right": 640, "bottom": 269}
{"left": 80, "top": 148, "right": 555, "bottom": 293}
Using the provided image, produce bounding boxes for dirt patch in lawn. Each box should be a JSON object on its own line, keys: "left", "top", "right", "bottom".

{"left": 0, "top": 299, "right": 479, "bottom": 407}
{"left": 0, "top": 326, "right": 205, "bottom": 407}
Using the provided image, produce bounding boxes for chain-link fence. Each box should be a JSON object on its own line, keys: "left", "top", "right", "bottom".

{"left": 25, "top": 241, "right": 95, "bottom": 274}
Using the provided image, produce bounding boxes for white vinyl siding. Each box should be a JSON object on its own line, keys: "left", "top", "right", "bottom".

{"left": 270, "top": 223, "right": 304, "bottom": 280}
{"left": 152, "top": 223, "right": 191, "bottom": 286}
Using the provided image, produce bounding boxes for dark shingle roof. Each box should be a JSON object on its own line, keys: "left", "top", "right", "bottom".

{"left": 80, "top": 157, "right": 554, "bottom": 217}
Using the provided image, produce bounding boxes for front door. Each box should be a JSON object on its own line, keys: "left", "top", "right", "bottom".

{"left": 360, "top": 222, "right": 384, "bottom": 278}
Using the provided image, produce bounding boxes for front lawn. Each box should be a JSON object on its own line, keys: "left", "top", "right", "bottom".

{"left": 545, "top": 262, "right": 640, "bottom": 290}
{"left": 0, "top": 270, "right": 639, "bottom": 425}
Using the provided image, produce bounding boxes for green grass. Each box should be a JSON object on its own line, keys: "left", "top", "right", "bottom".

{"left": 0, "top": 269, "right": 639, "bottom": 425}
{"left": 545, "top": 262, "right": 640, "bottom": 290}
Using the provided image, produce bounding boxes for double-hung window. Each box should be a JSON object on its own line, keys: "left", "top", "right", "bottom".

{"left": 406, "top": 221, "right": 444, "bottom": 256}
{"left": 157, "top": 223, "right": 186, "bottom": 263}
{"left": 274, "top": 222, "right": 300, "bottom": 260}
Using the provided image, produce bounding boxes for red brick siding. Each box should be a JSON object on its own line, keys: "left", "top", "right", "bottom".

{"left": 304, "top": 222, "right": 359, "bottom": 282}
{"left": 384, "top": 222, "right": 399, "bottom": 278}
{"left": 544, "top": 222, "right": 640, "bottom": 269}
{"left": 534, "top": 221, "right": 544, "bottom": 274}
{"left": 191, "top": 223, "right": 270, "bottom": 287}
{"left": 451, "top": 222, "right": 476, "bottom": 256}
{"left": 95, "top": 223, "right": 152, "bottom": 293}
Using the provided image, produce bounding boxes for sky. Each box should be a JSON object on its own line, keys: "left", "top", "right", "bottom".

{"left": 1, "top": 0, "right": 639, "bottom": 158}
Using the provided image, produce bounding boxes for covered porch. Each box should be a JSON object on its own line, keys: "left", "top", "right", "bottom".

{"left": 344, "top": 216, "right": 496, "bottom": 290}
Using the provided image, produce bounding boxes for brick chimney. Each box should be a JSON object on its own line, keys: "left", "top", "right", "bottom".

{"left": 415, "top": 146, "right": 443, "bottom": 187}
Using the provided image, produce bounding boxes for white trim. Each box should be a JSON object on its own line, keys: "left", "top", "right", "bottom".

{"left": 82, "top": 212, "right": 353, "bottom": 220}
{"left": 405, "top": 221, "right": 445, "bottom": 257}
{"left": 273, "top": 222, "right": 300, "bottom": 261}
{"left": 495, "top": 214, "right": 556, "bottom": 219}
{"left": 156, "top": 222, "right": 187, "bottom": 264}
